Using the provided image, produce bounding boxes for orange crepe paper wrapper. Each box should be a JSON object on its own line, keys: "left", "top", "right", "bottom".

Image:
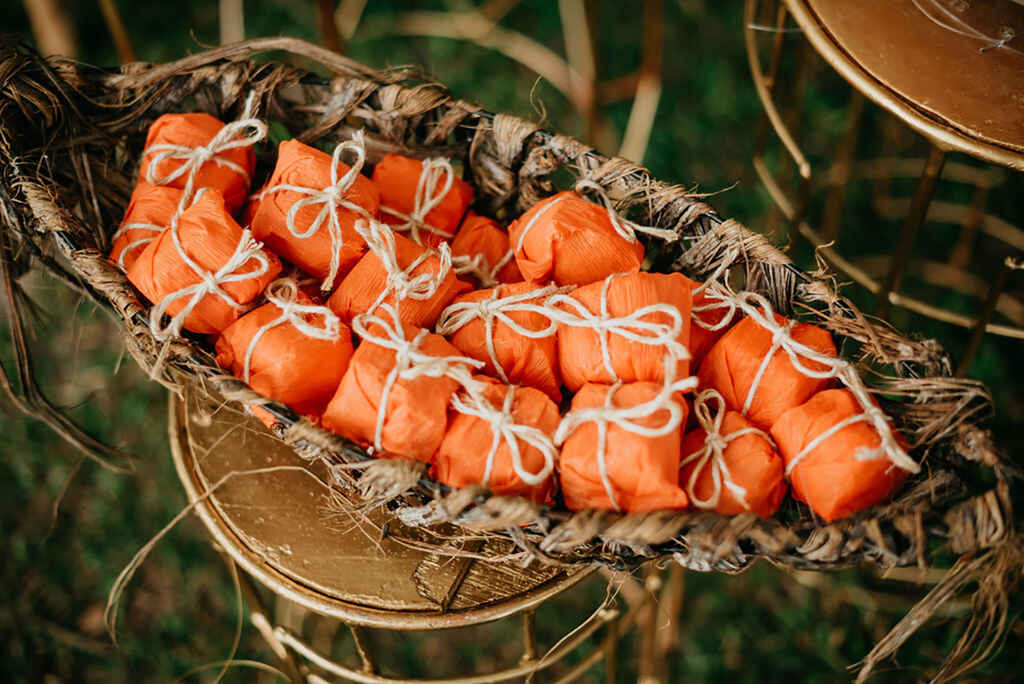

{"left": 507, "top": 191, "right": 645, "bottom": 286}
{"left": 679, "top": 390, "right": 786, "bottom": 517}
{"left": 557, "top": 382, "right": 691, "bottom": 512}
{"left": 553, "top": 272, "right": 693, "bottom": 391}
{"left": 128, "top": 189, "right": 281, "bottom": 335}
{"left": 321, "top": 313, "right": 475, "bottom": 461}
{"left": 215, "top": 280, "right": 354, "bottom": 417}
{"left": 689, "top": 281, "right": 739, "bottom": 365}
{"left": 372, "top": 154, "right": 474, "bottom": 248}
{"left": 436, "top": 282, "right": 562, "bottom": 402}
{"left": 328, "top": 229, "right": 469, "bottom": 328}
{"left": 450, "top": 212, "right": 523, "bottom": 287}
{"left": 110, "top": 182, "right": 183, "bottom": 271}
{"left": 251, "top": 139, "right": 380, "bottom": 288}
{"left": 697, "top": 313, "right": 837, "bottom": 430}
{"left": 432, "top": 376, "right": 559, "bottom": 503}
{"left": 771, "top": 389, "right": 910, "bottom": 522}
{"left": 139, "top": 113, "right": 256, "bottom": 212}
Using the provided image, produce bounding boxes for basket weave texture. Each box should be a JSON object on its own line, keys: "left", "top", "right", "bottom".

{"left": 0, "top": 38, "right": 1020, "bottom": 681}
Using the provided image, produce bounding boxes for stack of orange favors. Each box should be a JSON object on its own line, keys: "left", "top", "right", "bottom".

{"left": 112, "top": 108, "right": 917, "bottom": 524}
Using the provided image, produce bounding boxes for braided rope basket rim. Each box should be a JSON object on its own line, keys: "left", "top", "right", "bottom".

{"left": 0, "top": 37, "right": 1020, "bottom": 680}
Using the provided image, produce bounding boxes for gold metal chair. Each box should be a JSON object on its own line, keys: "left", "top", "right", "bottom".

{"left": 745, "top": 0, "right": 1024, "bottom": 374}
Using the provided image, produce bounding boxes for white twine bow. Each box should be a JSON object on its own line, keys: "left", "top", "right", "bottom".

{"left": 700, "top": 283, "right": 920, "bottom": 475}
{"left": 449, "top": 384, "right": 557, "bottom": 487}
{"left": 436, "top": 284, "right": 564, "bottom": 384}
{"left": 680, "top": 389, "right": 774, "bottom": 510}
{"left": 354, "top": 218, "right": 455, "bottom": 316}
{"left": 380, "top": 157, "right": 458, "bottom": 245}
{"left": 451, "top": 247, "right": 516, "bottom": 289}
{"left": 351, "top": 304, "right": 482, "bottom": 453}
{"left": 111, "top": 220, "right": 165, "bottom": 271}
{"left": 554, "top": 359, "right": 698, "bottom": 511}
{"left": 241, "top": 278, "right": 342, "bottom": 384}
{"left": 690, "top": 256, "right": 741, "bottom": 332}
{"left": 148, "top": 221, "right": 273, "bottom": 341}
{"left": 255, "top": 133, "right": 374, "bottom": 291}
{"left": 574, "top": 179, "right": 679, "bottom": 243}
{"left": 142, "top": 92, "right": 266, "bottom": 204}
{"left": 544, "top": 272, "right": 691, "bottom": 382}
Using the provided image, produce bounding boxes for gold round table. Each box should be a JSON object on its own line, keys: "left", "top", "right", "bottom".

{"left": 168, "top": 383, "right": 665, "bottom": 682}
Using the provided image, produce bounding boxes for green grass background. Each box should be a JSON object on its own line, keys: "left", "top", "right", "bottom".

{"left": 2, "top": 1, "right": 1022, "bottom": 681}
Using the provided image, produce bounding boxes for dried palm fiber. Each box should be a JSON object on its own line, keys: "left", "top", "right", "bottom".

{"left": 109, "top": 182, "right": 182, "bottom": 271}
{"left": 433, "top": 375, "right": 559, "bottom": 504}
{"left": 680, "top": 389, "right": 786, "bottom": 517}
{"left": 1, "top": 39, "right": 1020, "bottom": 682}
{"left": 436, "top": 281, "right": 563, "bottom": 401}
{"left": 449, "top": 211, "right": 523, "bottom": 287}
{"left": 697, "top": 289, "right": 837, "bottom": 430}
{"left": 215, "top": 278, "right": 352, "bottom": 417}
{"left": 321, "top": 304, "right": 480, "bottom": 461}
{"left": 127, "top": 188, "right": 282, "bottom": 337}
{"left": 327, "top": 218, "right": 468, "bottom": 328}
{"left": 771, "top": 389, "right": 912, "bottom": 523}
{"left": 555, "top": 365, "right": 697, "bottom": 512}
{"left": 250, "top": 136, "right": 380, "bottom": 291}
{"left": 548, "top": 271, "right": 693, "bottom": 391}
{"left": 139, "top": 111, "right": 259, "bottom": 213}
{"left": 373, "top": 153, "right": 474, "bottom": 248}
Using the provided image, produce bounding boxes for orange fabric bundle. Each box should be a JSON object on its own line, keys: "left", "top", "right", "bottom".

{"left": 556, "top": 380, "right": 694, "bottom": 512}
{"left": 436, "top": 282, "right": 562, "bottom": 401}
{"left": 110, "top": 182, "right": 183, "bottom": 271}
{"left": 697, "top": 309, "right": 837, "bottom": 430}
{"left": 689, "top": 282, "right": 739, "bottom": 365}
{"left": 373, "top": 154, "right": 474, "bottom": 247}
{"left": 450, "top": 212, "right": 523, "bottom": 287}
{"left": 128, "top": 189, "right": 281, "bottom": 336}
{"left": 139, "top": 112, "right": 259, "bottom": 212}
{"left": 679, "top": 390, "right": 786, "bottom": 517}
{"left": 507, "top": 191, "right": 645, "bottom": 286}
{"left": 551, "top": 272, "right": 693, "bottom": 391}
{"left": 432, "top": 376, "right": 560, "bottom": 503}
{"left": 251, "top": 139, "right": 380, "bottom": 289}
{"left": 771, "top": 389, "right": 911, "bottom": 522}
{"left": 215, "top": 279, "right": 354, "bottom": 416}
{"left": 321, "top": 308, "right": 479, "bottom": 461}
{"left": 328, "top": 221, "right": 469, "bottom": 328}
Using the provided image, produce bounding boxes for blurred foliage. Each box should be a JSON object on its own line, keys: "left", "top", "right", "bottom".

{"left": 3, "top": 0, "right": 1023, "bottom": 681}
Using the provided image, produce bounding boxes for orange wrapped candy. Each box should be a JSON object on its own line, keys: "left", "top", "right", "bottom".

{"left": 373, "top": 154, "right": 474, "bottom": 247}
{"left": 679, "top": 389, "right": 786, "bottom": 517}
{"left": 328, "top": 220, "right": 469, "bottom": 328}
{"left": 321, "top": 307, "right": 480, "bottom": 461}
{"left": 450, "top": 212, "right": 523, "bottom": 287}
{"left": 771, "top": 389, "right": 912, "bottom": 522}
{"left": 215, "top": 279, "right": 354, "bottom": 416}
{"left": 110, "top": 182, "right": 183, "bottom": 271}
{"left": 697, "top": 293, "right": 837, "bottom": 430}
{"left": 432, "top": 376, "right": 559, "bottom": 503}
{"left": 436, "top": 282, "right": 562, "bottom": 401}
{"left": 689, "top": 281, "right": 739, "bottom": 365}
{"left": 251, "top": 139, "right": 380, "bottom": 290}
{"left": 556, "top": 375, "right": 696, "bottom": 512}
{"left": 507, "top": 191, "right": 645, "bottom": 286}
{"left": 550, "top": 272, "right": 692, "bottom": 392}
{"left": 139, "top": 112, "right": 261, "bottom": 212}
{"left": 128, "top": 189, "right": 281, "bottom": 337}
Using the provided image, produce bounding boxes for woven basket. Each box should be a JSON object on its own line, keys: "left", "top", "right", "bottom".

{"left": 1, "top": 38, "right": 1019, "bottom": 681}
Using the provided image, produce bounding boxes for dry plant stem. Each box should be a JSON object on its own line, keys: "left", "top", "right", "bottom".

{"left": 0, "top": 38, "right": 1020, "bottom": 683}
